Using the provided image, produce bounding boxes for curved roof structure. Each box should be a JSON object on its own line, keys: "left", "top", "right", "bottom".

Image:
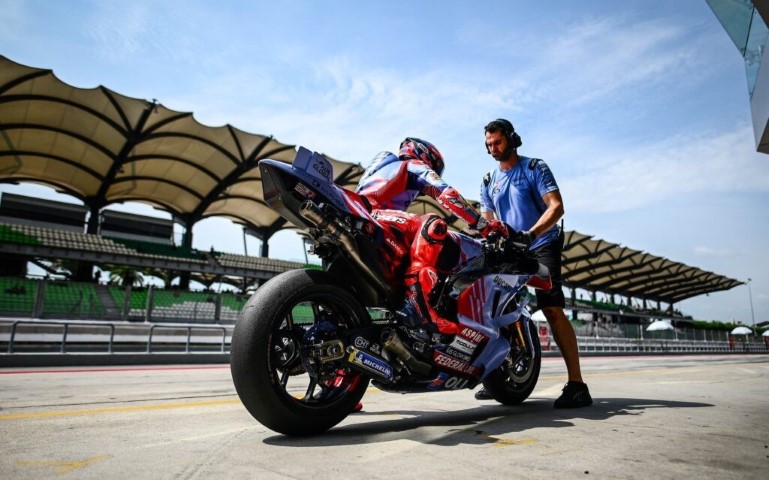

{"left": 0, "top": 55, "right": 363, "bottom": 244}
{"left": 0, "top": 55, "right": 742, "bottom": 305}
{"left": 561, "top": 230, "right": 742, "bottom": 304}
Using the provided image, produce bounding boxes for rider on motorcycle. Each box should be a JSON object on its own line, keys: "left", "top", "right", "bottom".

{"left": 356, "top": 138, "right": 507, "bottom": 335}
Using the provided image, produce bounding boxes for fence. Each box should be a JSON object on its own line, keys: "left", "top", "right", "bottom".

{"left": 1, "top": 319, "right": 232, "bottom": 355}
{"left": 3, "top": 319, "right": 767, "bottom": 363}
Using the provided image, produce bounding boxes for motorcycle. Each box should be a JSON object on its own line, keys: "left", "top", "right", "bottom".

{"left": 230, "top": 147, "right": 552, "bottom": 436}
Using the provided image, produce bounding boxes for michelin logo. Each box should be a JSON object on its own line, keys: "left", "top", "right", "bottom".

{"left": 349, "top": 350, "right": 393, "bottom": 380}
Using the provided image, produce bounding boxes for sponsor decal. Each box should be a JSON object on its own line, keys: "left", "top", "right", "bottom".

{"left": 294, "top": 182, "right": 316, "bottom": 199}
{"left": 311, "top": 159, "right": 332, "bottom": 181}
{"left": 444, "top": 376, "right": 470, "bottom": 390}
{"left": 428, "top": 374, "right": 469, "bottom": 391}
{"left": 493, "top": 275, "right": 514, "bottom": 292}
{"left": 385, "top": 237, "right": 406, "bottom": 256}
{"left": 348, "top": 350, "right": 393, "bottom": 380}
{"left": 428, "top": 373, "right": 448, "bottom": 391}
{"left": 460, "top": 327, "right": 485, "bottom": 344}
{"left": 445, "top": 346, "right": 472, "bottom": 363}
{"left": 353, "top": 336, "right": 370, "bottom": 349}
{"left": 373, "top": 212, "right": 408, "bottom": 224}
{"left": 363, "top": 222, "right": 376, "bottom": 235}
{"left": 433, "top": 352, "right": 479, "bottom": 376}
{"left": 451, "top": 336, "right": 477, "bottom": 355}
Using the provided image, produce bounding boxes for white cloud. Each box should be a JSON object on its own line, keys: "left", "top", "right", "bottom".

{"left": 693, "top": 246, "right": 731, "bottom": 257}
{"left": 86, "top": 2, "right": 152, "bottom": 61}
{"left": 534, "top": 16, "right": 701, "bottom": 106}
{"left": 561, "top": 125, "right": 769, "bottom": 214}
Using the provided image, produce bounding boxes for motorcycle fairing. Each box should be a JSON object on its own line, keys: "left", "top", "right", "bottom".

{"left": 452, "top": 273, "right": 534, "bottom": 380}
{"left": 260, "top": 151, "right": 374, "bottom": 231}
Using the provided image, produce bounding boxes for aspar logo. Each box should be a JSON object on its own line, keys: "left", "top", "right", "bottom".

{"left": 461, "top": 327, "right": 485, "bottom": 344}
{"left": 312, "top": 160, "right": 332, "bottom": 181}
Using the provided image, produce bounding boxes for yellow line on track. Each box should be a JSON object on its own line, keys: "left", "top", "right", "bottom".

{"left": 0, "top": 398, "right": 241, "bottom": 420}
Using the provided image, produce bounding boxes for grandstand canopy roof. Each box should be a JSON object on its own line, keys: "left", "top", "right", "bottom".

{"left": 0, "top": 55, "right": 363, "bottom": 239}
{"left": 0, "top": 55, "right": 742, "bottom": 305}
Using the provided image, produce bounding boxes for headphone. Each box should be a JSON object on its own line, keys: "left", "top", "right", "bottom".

{"left": 484, "top": 118, "right": 522, "bottom": 153}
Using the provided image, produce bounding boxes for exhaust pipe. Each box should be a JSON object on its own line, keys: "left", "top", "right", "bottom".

{"left": 383, "top": 330, "right": 432, "bottom": 377}
{"left": 299, "top": 200, "right": 392, "bottom": 298}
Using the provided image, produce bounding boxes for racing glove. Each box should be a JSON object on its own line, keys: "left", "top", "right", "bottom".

{"left": 511, "top": 230, "right": 536, "bottom": 248}
{"left": 475, "top": 217, "right": 509, "bottom": 239}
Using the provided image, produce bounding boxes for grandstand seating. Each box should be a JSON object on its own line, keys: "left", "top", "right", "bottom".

{"left": 106, "top": 286, "right": 243, "bottom": 323}
{"left": 215, "top": 252, "right": 304, "bottom": 272}
{"left": 220, "top": 292, "right": 249, "bottom": 312}
{"left": 42, "top": 281, "right": 104, "bottom": 317}
{"left": 0, "top": 277, "right": 108, "bottom": 318}
{"left": 106, "top": 237, "right": 206, "bottom": 261}
{"left": 0, "top": 222, "right": 206, "bottom": 264}
{"left": 0, "top": 277, "right": 38, "bottom": 314}
{"left": 0, "top": 224, "right": 42, "bottom": 246}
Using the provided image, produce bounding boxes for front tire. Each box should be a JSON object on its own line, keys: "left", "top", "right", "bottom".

{"left": 480, "top": 320, "right": 541, "bottom": 405}
{"left": 230, "top": 269, "right": 371, "bottom": 436}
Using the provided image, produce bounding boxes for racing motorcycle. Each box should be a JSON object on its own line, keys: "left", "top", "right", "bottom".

{"left": 230, "top": 147, "right": 552, "bottom": 436}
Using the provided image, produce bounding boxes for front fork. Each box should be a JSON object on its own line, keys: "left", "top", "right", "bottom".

{"left": 506, "top": 308, "right": 538, "bottom": 378}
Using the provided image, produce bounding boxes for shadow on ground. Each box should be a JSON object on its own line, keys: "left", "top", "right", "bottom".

{"left": 263, "top": 396, "right": 713, "bottom": 446}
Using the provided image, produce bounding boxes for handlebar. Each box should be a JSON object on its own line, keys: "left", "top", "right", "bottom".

{"left": 483, "top": 228, "right": 541, "bottom": 275}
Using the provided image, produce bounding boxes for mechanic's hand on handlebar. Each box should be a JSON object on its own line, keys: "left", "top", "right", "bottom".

{"left": 476, "top": 217, "right": 509, "bottom": 239}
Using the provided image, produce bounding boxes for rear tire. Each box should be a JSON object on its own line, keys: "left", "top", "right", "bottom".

{"left": 230, "top": 269, "right": 370, "bottom": 436}
{"left": 480, "top": 320, "right": 541, "bottom": 405}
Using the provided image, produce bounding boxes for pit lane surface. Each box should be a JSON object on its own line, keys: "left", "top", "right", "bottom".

{"left": 1, "top": 354, "right": 767, "bottom": 479}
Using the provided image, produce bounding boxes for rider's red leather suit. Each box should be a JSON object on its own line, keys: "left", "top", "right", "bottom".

{"left": 357, "top": 152, "right": 485, "bottom": 334}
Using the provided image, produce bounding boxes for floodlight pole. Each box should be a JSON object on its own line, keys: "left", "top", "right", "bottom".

{"left": 747, "top": 278, "right": 756, "bottom": 327}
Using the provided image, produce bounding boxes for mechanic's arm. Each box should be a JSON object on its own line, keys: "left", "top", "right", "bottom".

{"left": 528, "top": 190, "right": 564, "bottom": 238}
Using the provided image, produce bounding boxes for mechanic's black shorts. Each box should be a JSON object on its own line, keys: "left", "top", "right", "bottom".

{"left": 532, "top": 234, "right": 565, "bottom": 309}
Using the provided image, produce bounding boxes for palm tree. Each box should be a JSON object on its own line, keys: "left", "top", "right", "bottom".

{"left": 106, "top": 264, "right": 145, "bottom": 287}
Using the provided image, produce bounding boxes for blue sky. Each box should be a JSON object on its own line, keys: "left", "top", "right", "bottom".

{"left": 1, "top": 0, "right": 768, "bottom": 325}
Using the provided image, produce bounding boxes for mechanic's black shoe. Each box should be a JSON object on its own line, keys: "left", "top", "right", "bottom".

{"left": 554, "top": 381, "right": 593, "bottom": 408}
{"left": 474, "top": 388, "right": 493, "bottom": 400}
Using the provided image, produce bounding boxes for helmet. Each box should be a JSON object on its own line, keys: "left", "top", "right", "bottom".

{"left": 399, "top": 137, "right": 445, "bottom": 176}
